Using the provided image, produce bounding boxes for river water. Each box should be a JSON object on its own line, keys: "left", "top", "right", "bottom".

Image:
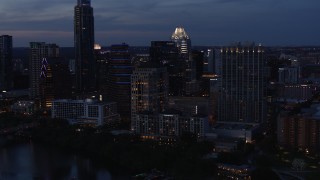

{"left": 0, "top": 138, "right": 112, "bottom": 180}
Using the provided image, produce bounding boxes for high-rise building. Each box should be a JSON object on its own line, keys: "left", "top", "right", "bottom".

{"left": 131, "top": 66, "right": 169, "bottom": 131}
{"left": 171, "top": 26, "right": 191, "bottom": 59}
{"left": 29, "top": 42, "right": 59, "bottom": 102}
{"left": 150, "top": 41, "right": 185, "bottom": 96}
{"left": 95, "top": 44, "right": 109, "bottom": 97}
{"left": 107, "top": 43, "right": 132, "bottom": 122}
{"left": 0, "top": 35, "right": 13, "bottom": 91}
{"left": 171, "top": 27, "right": 196, "bottom": 95}
{"left": 149, "top": 41, "right": 178, "bottom": 65}
{"left": 74, "top": 0, "right": 95, "bottom": 93}
{"left": 52, "top": 60, "right": 72, "bottom": 98}
{"left": 39, "top": 57, "right": 53, "bottom": 108}
{"left": 203, "top": 49, "right": 215, "bottom": 73}
{"left": 218, "top": 43, "right": 266, "bottom": 124}
{"left": 192, "top": 50, "right": 204, "bottom": 81}
{"left": 40, "top": 57, "right": 72, "bottom": 109}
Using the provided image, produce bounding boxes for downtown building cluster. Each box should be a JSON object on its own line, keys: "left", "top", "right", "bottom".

{"left": 273, "top": 50, "right": 320, "bottom": 154}
{"left": 1, "top": 0, "right": 320, "bottom": 154}
{"left": 0, "top": 0, "right": 275, "bottom": 138}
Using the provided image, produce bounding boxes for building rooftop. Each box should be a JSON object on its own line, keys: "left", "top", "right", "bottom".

{"left": 161, "top": 109, "right": 182, "bottom": 115}
{"left": 111, "top": 130, "right": 133, "bottom": 136}
{"left": 0, "top": 89, "right": 29, "bottom": 99}
{"left": 12, "top": 101, "right": 34, "bottom": 107}
{"left": 52, "top": 99, "right": 116, "bottom": 105}
{"left": 213, "top": 122, "right": 258, "bottom": 131}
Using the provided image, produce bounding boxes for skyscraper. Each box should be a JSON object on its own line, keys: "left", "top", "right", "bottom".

{"left": 150, "top": 41, "right": 185, "bottom": 96}
{"left": 39, "top": 57, "right": 53, "bottom": 108}
{"left": 171, "top": 27, "right": 197, "bottom": 95}
{"left": 107, "top": 43, "right": 133, "bottom": 123}
{"left": 39, "top": 57, "right": 72, "bottom": 109}
{"left": 74, "top": 0, "right": 95, "bottom": 93}
{"left": 218, "top": 43, "right": 266, "bottom": 124}
{"left": 171, "top": 26, "right": 191, "bottom": 59}
{"left": 29, "top": 42, "right": 59, "bottom": 102}
{"left": 0, "top": 35, "right": 13, "bottom": 91}
{"left": 149, "top": 41, "right": 178, "bottom": 65}
{"left": 95, "top": 44, "right": 108, "bottom": 96}
{"left": 131, "top": 66, "right": 169, "bottom": 132}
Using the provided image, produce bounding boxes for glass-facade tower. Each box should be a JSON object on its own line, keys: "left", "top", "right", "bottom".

{"left": 218, "top": 43, "right": 266, "bottom": 124}
{"left": 74, "top": 0, "right": 95, "bottom": 93}
{"left": 0, "top": 35, "right": 13, "bottom": 91}
{"left": 107, "top": 44, "right": 133, "bottom": 122}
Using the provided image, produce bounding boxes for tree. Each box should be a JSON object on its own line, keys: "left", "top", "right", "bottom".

{"left": 292, "top": 158, "right": 306, "bottom": 170}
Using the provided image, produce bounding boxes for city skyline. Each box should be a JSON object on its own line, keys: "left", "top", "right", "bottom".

{"left": 0, "top": 0, "right": 320, "bottom": 47}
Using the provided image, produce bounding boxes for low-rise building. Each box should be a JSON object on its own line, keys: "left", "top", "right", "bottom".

{"left": 11, "top": 101, "right": 35, "bottom": 115}
{"left": 211, "top": 122, "right": 261, "bottom": 143}
{"left": 134, "top": 111, "right": 159, "bottom": 136}
{"left": 51, "top": 99, "right": 119, "bottom": 127}
{"left": 278, "top": 103, "right": 320, "bottom": 154}
{"left": 277, "top": 84, "right": 318, "bottom": 101}
{"left": 134, "top": 110, "right": 209, "bottom": 139}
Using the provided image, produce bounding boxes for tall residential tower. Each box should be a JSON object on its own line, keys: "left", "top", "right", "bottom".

{"left": 0, "top": 35, "right": 13, "bottom": 91}
{"left": 74, "top": 0, "right": 95, "bottom": 93}
{"left": 218, "top": 43, "right": 266, "bottom": 124}
{"left": 107, "top": 43, "right": 133, "bottom": 122}
{"left": 29, "top": 42, "right": 59, "bottom": 102}
{"left": 131, "top": 66, "right": 169, "bottom": 132}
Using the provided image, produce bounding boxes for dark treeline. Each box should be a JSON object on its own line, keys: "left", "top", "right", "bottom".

{"left": 29, "top": 118, "right": 216, "bottom": 179}
{"left": 1, "top": 113, "right": 286, "bottom": 179}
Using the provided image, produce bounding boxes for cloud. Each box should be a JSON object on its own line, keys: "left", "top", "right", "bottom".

{"left": 0, "top": 30, "right": 71, "bottom": 37}
{"left": 0, "top": 0, "right": 73, "bottom": 23}
{"left": 0, "top": 30, "right": 73, "bottom": 46}
{"left": 0, "top": 0, "right": 319, "bottom": 46}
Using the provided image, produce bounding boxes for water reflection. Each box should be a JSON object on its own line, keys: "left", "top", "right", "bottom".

{"left": 0, "top": 139, "right": 111, "bottom": 180}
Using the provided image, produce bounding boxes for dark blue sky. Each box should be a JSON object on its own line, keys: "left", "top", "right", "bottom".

{"left": 0, "top": 0, "right": 319, "bottom": 47}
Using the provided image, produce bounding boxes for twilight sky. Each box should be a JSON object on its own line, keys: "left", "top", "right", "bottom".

{"left": 0, "top": 0, "right": 319, "bottom": 47}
